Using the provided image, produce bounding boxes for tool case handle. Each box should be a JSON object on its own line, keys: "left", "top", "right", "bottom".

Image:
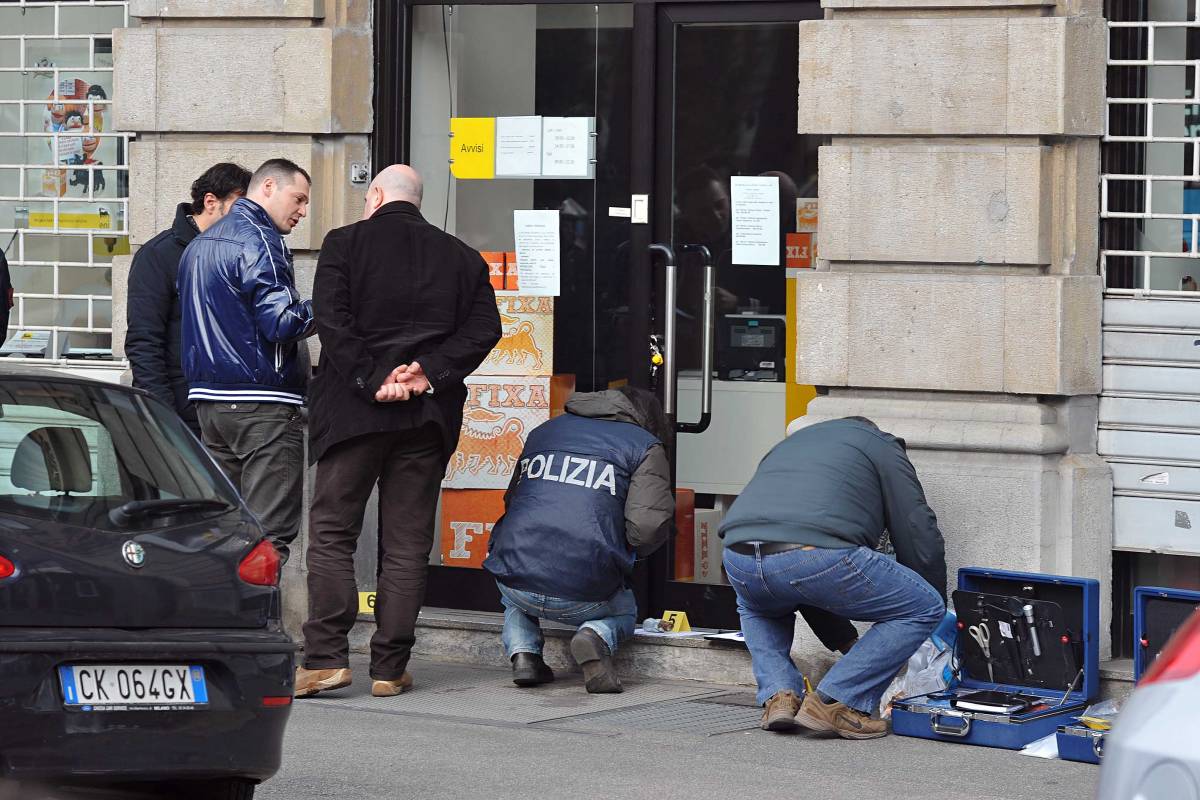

{"left": 930, "top": 711, "right": 972, "bottom": 738}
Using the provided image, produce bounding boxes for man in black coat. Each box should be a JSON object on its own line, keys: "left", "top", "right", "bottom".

{"left": 125, "top": 163, "right": 250, "bottom": 434}
{"left": 0, "top": 243, "right": 12, "bottom": 344}
{"left": 296, "top": 165, "right": 501, "bottom": 699}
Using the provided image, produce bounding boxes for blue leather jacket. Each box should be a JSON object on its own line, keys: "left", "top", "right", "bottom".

{"left": 177, "top": 198, "right": 314, "bottom": 404}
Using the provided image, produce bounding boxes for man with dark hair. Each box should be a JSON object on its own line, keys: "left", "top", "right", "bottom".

{"left": 177, "top": 158, "right": 315, "bottom": 562}
{"left": 126, "top": 162, "right": 250, "bottom": 435}
{"left": 294, "top": 164, "right": 501, "bottom": 699}
{"left": 721, "top": 416, "right": 947, "bottom": 740}
{"left": 481, "top": 386, "right": 675, "bottom": 694}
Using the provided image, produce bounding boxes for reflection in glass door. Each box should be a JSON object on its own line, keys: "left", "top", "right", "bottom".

{"left": 402, "top": 4, "right": 634, "bottom": 611}
{"left": 649, "top": 5, "right": 822, "bottom": 628}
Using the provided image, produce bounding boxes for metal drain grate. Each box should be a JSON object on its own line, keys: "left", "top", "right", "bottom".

{"left": 534, "top": 700, "right": 762, "bottom": 736}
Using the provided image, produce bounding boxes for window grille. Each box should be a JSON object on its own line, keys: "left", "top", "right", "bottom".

{"left": 0, "top": 0, "right": 131, "bottom": 360}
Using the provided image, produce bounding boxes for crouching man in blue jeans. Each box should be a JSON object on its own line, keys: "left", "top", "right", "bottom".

{"left": 483, "top": 387, "right": 674, "bottom": 693}
{"left": 721, "top": 416, "right": 947, "bottom": 739}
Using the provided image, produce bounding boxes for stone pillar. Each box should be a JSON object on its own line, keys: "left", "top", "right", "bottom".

{"left": 111, "top": 0, "right": 374, "bottom": 637}
{"left": 795, "top": 2, "right": 1114, "bottom": 655}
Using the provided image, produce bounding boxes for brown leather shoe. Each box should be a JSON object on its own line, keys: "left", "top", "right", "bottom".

{"left": 294, "top": 667, "right": 351, "bottom": 698}
{"left": 794, "top": 692, "right": 888, "bottom": 739}
{"left": 760, "top": 690, "right": 802, "bottom": 731}
{"left": 371, "top": 672, "right": 414, "bottom": 697}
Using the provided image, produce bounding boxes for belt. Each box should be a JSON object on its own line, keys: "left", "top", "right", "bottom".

{"left": 727, "top": 542, "right": 818, "bottom": 556}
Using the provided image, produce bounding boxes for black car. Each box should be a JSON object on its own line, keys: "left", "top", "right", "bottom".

{"left": 0, "top": 372, "right": 295, "bottom": 799}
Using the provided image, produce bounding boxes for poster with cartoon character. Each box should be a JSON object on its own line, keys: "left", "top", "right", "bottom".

{"left": 43, "top": 77, "right": 107, "bottom": 197}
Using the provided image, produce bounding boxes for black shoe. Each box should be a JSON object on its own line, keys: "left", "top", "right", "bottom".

{"left": 511, "top": 652, "right": 555, "bottom": 687}
{"left": 569, "top": 628, "right": 623, "bottom": 694}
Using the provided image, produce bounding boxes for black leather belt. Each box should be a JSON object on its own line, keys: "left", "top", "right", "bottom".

{"left": 727, "top": 542, "right": 817, "bottom": 556}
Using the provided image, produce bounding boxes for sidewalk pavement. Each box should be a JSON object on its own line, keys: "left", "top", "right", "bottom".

{"left": 260, "top": 654, "right": 1099, "bottom": 800}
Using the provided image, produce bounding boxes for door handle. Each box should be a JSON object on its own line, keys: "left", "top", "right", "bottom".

{"left": 676, "top": 244, "right": 713, "bottom": 434}
{"left": 648, "top": 243, "right": 677, "bottom": 417}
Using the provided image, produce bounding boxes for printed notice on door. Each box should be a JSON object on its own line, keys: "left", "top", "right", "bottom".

{"left": 731, "top": 176, "right": 780, "bottom": 266}
{"left": 513, "top": 210, "right": 561, "bottom": 296}
{"left": 496, "top": 116, "right": 543, "bottom": 177}
{"left": 542, "top": 117, "right": 593, "bottom": 178}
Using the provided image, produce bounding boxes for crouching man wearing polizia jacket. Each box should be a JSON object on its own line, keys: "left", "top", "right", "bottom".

{"left": 483, "top": 387, "right": 675, "bottom": 693}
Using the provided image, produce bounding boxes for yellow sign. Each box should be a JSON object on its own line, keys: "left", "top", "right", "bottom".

{"left": 28, "top": 211, "right": 130, "bottom": 256}
{"left": 358, "top": 592, "right": 376, "bottom": 614}
{"left": 29, "top": 211, "right": 112, "bottom": 230}
{"left": 661, "top": 610, "right": 691, "bottom": 632}
{"left": 449, "top": 117, "right": 496, "bottom": 180}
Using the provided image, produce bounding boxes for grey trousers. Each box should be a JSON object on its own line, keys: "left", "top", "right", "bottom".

{"left": 197, "top": 401, "right": 305, "bottom": 563}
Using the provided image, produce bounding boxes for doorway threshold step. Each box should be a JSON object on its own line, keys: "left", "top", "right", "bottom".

{"left": 350, "top": 607, "right": 756, "bottom": 686}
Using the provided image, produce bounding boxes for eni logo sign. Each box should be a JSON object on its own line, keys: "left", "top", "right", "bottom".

{"left": 449, "top": 117, "right": 495, "bottom": 179}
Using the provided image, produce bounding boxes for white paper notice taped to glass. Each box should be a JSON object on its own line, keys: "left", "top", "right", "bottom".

{"left": 731, "top": 175, "right": 780, "bottom": 266}
{"left": 495, "top": 116, "right": 543, "bottom": 177}
{"left": 513, "top": 209, "right": 561, "bottom": 296}
{"left": 542, "top": 117, "right": 594, "bottom": 178}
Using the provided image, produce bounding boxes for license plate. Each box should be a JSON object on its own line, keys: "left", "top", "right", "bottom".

{"left": 58, "top": 664, "right": 208, "bottom": 708}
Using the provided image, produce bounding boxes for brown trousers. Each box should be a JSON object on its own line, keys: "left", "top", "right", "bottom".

{"left": 301, "top": 424, "right": 444, "bottom": 680}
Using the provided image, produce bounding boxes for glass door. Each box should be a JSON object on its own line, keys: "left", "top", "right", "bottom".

{"left": 645, "top": 3, "right": 823, "bottom": 627}
{"left": 400, "top": 3, "right": 637, "bottom": 611}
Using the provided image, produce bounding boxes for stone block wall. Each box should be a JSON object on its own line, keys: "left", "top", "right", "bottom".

{"left": 112, "top": 0, "right": 373, "bottom": 634}
{"left": 795, "top": 0, "right": 1113, "bottom": 653}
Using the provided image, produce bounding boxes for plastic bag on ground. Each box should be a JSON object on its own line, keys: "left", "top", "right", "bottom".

{"left": 1019, "top": 732, "right": 1061, "bottom": 759}
{"left": 879, "top": 610, "right": 958, "bottom": 718}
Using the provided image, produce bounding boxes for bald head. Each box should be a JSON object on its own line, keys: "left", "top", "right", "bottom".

{"left": 362, "top": 165, "right": 423, "bottom": 220}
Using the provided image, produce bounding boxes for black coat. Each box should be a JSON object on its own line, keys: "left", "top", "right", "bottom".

{"left": 125, "top": 203, "right": 200, "bottom": 433}
{"left": 0, "top": 245, "right": 12, "bottom": 341}
{"left": 308, "top": 201, "right": 502, "bottom": 464}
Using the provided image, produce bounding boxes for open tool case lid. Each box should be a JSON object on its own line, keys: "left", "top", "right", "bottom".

{"left": 1134, "top": 585, "right": 1200, "bottom": 681}
{"left": 953, "top": 568, "right": 1099, "bottom": 704}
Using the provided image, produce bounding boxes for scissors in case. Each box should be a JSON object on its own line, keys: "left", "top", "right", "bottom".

{"left": 969, "top": 623, "right": 994, "bottom": 683}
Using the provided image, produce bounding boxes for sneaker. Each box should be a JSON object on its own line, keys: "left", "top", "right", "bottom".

{"left": 569, "top": 628, "right": 622, "bottom": 694}
{"left": 294, "top": 666, "right": 351, "bottom": 698}
{"left": 760, "top": 690, "right": 802, "bottom": 731}
{"left": 371, "top": 672, "right": 414, "bottom": 697}
{"left": 794, "top": 692, "right": 888, "bottom": 739}
{"left": 511, "top": 652, "right": 555, "bottom": 687}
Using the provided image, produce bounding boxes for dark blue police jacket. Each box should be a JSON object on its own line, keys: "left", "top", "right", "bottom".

{"left": 483, "top": 412, "right": 659, "bottom": 602}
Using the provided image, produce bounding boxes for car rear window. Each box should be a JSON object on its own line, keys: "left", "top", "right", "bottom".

{"left": 0, "top": 377, "right": 237, "bottom": 528}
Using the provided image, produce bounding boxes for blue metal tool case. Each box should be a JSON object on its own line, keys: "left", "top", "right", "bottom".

{"left": 893, "top": 567, "right": 1099, "bottom": 750}
{"left": 1056, "top": 585, "right": 1200, "bottom": 764}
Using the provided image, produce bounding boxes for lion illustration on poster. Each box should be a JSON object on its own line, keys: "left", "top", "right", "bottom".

{"left": 486, "top": 312, "right": 544, "bottom": 371}
{"left": 445, "top": 411, "right": 526, "bottom": 482}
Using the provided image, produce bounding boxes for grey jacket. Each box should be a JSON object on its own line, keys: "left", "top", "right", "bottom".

{"left": 504, "top": 390, "right": 674, "bottom": 557}
{"left": 719, "top": 417, "right": 947, "bottom": 599}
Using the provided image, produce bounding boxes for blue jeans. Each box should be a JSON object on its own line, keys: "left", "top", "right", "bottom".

{"left": 723, "top": 545, "right": 944, "bottom": 713}
{"left": 496, "top": 582, "right": 637, "bottom": 658}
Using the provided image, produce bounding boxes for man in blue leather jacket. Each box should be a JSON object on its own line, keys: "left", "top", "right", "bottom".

{"left": 177, "top": 158, "right": 315, "bottom": 563}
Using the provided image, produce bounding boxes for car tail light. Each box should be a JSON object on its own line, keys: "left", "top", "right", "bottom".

{"left": 1141, "top": 609, "right": 1200, "bottom": 686}
{"left": 238, "top": 541, "right": 280, "bottom": 586}
{"left": 0, "top": 554, "right": 13, "bottom": 579}
{"left": 261, "top": 696, "right": 292, "bottom": 707}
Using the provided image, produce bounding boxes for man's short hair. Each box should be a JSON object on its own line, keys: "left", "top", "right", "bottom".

{"left": 843, "top": 415, "right": 879, "bottom": 430}
{"left": 189, "top": 162, "right": 251, "bottom": 214}
{"left": 249, "top": 158, "right": 311, "bottom": 193}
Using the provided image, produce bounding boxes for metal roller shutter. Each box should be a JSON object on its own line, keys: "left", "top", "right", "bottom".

{"left": 1100, "top": 297, "right": 1200, "bottom": 556}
